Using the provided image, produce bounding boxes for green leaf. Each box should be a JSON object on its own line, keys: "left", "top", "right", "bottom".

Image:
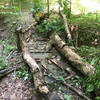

{"left": 59, "top": 76, "right": 65, "bottom": 81}
{"left": 90, "top": 59, "right": 96, "bottom": 65}
{"left": 96, "top": 97, "right": 100, "bottom": 100}
{"left": 66, "top": 68, "right": 70, "bottom": 71}
{"left": 81, "top": 59, "right": 87, "bottom": 63}
{"left": 86, "top": 84, "right": 94, "bottom": 92}
{"left": 76, "top": 0, "right": 80, "bottom": 2}
{"left": 75, "top": 75, "right": 79, "bottom": 79}
{"left": 23, "top": 76, "right": 28, "bottom": 81}
{"left": 64, "top": 94, "right": 71, "bottom": 100}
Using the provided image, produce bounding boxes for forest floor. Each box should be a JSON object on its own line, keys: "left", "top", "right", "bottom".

{"left": 0, "top": 16, "right": 36, "bottom": 100}
{"left": 0, "top": 12, "right": 89, "bottom": 100}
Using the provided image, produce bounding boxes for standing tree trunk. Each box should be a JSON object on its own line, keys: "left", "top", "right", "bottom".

{"left": 47, "top": 0, "right": 50, "bottom": 17}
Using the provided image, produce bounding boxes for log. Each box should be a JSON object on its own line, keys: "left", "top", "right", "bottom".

{"left": 53, "top": 34, "right": 95, "bottom": 76}
{"left": 15, "top": 28, "right": 49, "bottom": 94}
{"left": 22, "top": 41, "right": 49, "bottom": 94}
{"left": 60, "top": 12, "right": 72, "bottom": 41}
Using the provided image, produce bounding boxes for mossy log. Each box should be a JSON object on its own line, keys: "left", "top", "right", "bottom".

{"left": 53, "top": 34, "right": 95, "bottom": 76}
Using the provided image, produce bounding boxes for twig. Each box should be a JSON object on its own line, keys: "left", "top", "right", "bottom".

{"left": 6, "top": 50, "right": 14, "bottom": 60}
{"left": 0, "top": 65, "right": 22, "bottom": 79}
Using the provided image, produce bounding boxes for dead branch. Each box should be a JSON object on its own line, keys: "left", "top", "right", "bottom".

{"left": 50, "top": 58, "right": 76, "bottom": 79}
{"left": 22, "top": 41, "right": 49, "bottom": 94}
{"left": 0, "top": 65, "right": 22, "bottom": 79}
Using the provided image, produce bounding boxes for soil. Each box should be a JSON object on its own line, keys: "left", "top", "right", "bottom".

{"left": 0, "top": 17, "right": 36, "bottom": 100}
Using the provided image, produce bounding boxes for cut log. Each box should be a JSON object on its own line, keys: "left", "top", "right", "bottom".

{"left": 53, "top": 34, "right": 95, "bottom": 76}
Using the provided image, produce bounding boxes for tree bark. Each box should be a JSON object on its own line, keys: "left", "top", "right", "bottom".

{"left": 22, "top": 41, "right": 49, "bottom": 94}
{"left": 53, "top": 34, "right": 95, "bottom": 76}
{"left": 15, "top": 28, "right": 49, "bottom": 94}
{"left": 60, "top": 12, "right": 72, "bottom": 41}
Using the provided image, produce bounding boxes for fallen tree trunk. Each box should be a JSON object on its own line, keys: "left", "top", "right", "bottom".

{"left": 22, "top": 41, "right": 49, "bottom": 94}
{"left": 53, "top": 34, "right": 95, "bottom": 76}
{"left": 60, "top": 12, "right": 72, "bottom": 41}
{"left": 15, "top": 28, "right": 49, "bottom": 94}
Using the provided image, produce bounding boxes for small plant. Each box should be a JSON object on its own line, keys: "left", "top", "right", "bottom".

{"left": 0, "top": 40, "right": 16, "bottom": 69}
{"left": 16, "top": 66, "right": 32, "bottom": 81}
{"left": 0, "top": 58, "right": 6, "bottom": 69}
{"left": 79, "top": 46, "right": 100, "bottom": 66}
{"left": 80, "top": 64, "right": 100, "bottom": 98}
{"left": 64, "top": 94, "right": 71, "bottom": 100}
{"left": 0, "top": 40, "right": 16, "bottom": 55}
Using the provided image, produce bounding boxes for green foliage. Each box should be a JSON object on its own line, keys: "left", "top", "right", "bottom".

{"left": 36, "top": 18, "right": 58, "bottom": 37}
{"left": 0, "top": 58, "right": 6, "bottom": 69}
{"left": 36, "top": 16, "right": 67, "bottom": 38}
{"left": 79, "top": 46, "right": 100, "bottom": 96}
{"left": 79, "top": 46, "right": 100, "bottom": 66}
{"left": 0, "top": 5, "right": 20, "bottom": 16}
{"left": 71, "top": 13, "right": 100, "bottom": 46}
{"left": 0, "top": 40, "right": 16, "bottom": 69}
{"left": 0, "top": 40, "right": 16, "bottom": 55}
{"left": 59, "top": 76, "right": 65, "bottom": 81}
{"left": 64, "top": 94, "right": 71, "bottom": 100}
{"left": 63, "top": 0, "right": 71, "bottom": 18}
{"left": 96, "top": 97, "right": 100, "bottom": 100}
{"left": 81, "top": 65, "right": 100, "bottom": 95}
{"left": 16, "top": 66, "right": 32, "bottom": 81}
{"left": 66, "top": 68, "right": 70, "bottom": 71}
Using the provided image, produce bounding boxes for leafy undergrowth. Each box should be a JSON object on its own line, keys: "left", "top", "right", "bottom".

{"left": 0, "top": 40, "right": 16, "bottom": 69}
{"left": 36, "top": 17, "right": 65, "bottom": 38}
{"left": 78, "top": 46, "right": 100, "bottom": 98}
{"left": 71, "top": 14, "right": 100, "bottom": 99}
{"left": 71, "top": 13, "right": 100, "bottom": 46}
{"left": 16, "top": 66, "right": 32, "bottom": 81}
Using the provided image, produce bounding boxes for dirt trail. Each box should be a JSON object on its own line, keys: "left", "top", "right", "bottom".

{"left": 0, "top": 12, "right": 86, "bottom": 100}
